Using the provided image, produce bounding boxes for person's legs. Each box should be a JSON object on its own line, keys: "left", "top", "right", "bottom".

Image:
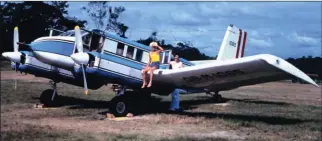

{"left": 141, "top": 67, "right": 150, "bottom": 88}
{"left": 170, "top": 89, "right": 180, "bottom": 110}
{"left": 147, "top": 67, "right": 156, "bottom": 87}
{"left": 169, "top": 89, "right": 186, "bottom": 111}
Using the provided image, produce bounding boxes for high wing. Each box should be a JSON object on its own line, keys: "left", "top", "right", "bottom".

{"left": 153, "top": 54, "right": 319, "bottom": 92}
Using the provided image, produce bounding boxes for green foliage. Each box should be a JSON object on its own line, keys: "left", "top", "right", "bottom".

{"left": 82, "top": 2, "right": 128, "bottom": 38}
{"left": 286, "top": 56, "right": 322, "bottom": 80}
{"left": 0, "top": 1, "right": 87, "bottom": 53}
{"left": 82, "top": 2, "right": 109, "bottom": 30}
{"left": 137, "top": 31, "right": 215, "bottom": 61}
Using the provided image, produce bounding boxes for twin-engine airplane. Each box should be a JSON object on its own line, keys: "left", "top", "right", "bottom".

{"left": 2, "top": 24, "right": 318, "bottom": 116}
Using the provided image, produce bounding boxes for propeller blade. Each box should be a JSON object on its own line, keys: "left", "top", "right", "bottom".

{"left": 15, "top": 62, "right": 18, "bottom": 72}
{"left": 74, "top": 26, "right": 83, "bottom": 53}
{"left": 14, "top": 26, "right": 19, "bottom": 52}
{"left": 15, "top": 62, "right": 17, "bottom": 90}
{"left": 81, "top": 65, "right": 88, "bottom": 95}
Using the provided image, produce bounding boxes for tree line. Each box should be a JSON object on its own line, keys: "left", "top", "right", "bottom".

{"left": 286, "top": 56, "right": 322, "bottom": 80}
{"left": 0, "top": 2, "right": 320, "bottom": 79}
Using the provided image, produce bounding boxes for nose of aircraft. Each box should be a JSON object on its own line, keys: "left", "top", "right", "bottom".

{"left": 70, "top": 52, "right": 89, "bottom": 65}
{"left": 2, "top": 52, "right": 22, "bottom": 63}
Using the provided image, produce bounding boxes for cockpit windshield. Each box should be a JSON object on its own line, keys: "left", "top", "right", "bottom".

{"left": 59, "top": 30, "right": 87, "bottom": 37}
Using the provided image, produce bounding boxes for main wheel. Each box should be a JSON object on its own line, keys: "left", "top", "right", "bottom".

{"left": 109, "top": 95, "right": 130, "bottom": 117}
{"left": 40, "top": 89, "right": 58, "bottom": 106}
{"left": 212, "top": 94, "right": 223, "bottom": 102}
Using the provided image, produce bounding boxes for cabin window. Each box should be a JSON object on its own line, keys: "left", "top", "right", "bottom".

{"left": 116, "top": 43, "right": 125, "bottom": 55}
{"left": 89, "top": 35, "right": 104, "bottom": 53}
{"left": 126, "top": 46, "right": 135, "bottom": 59}
{"left": 141, "top": 51, "right": 149, "bottom": 63}
{"left": 104, "top": 39, "right": 117, "bottom": 53}
{"left": 135, "top": 49, "right": 143, "bottom": 62}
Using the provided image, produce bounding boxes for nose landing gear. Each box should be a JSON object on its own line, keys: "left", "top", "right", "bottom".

{"left": 39, "top": 80, "right": 59, "bottom": 107}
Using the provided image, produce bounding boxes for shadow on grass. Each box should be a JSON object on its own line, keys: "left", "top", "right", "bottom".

{"left": 226, "top": 97, "right": 291, "bottom": 106}
{"left": 32, "top": 95, "right": 318, "bottom": 125}
{"left": 168, "top": 111, "right": 316, "bottom": 125}
{"left": 32, "top": 95, "right": 109, "bottom": 109}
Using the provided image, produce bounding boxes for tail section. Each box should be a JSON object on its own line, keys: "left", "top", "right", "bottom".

{"left": 217, "top": 24, "right": 247, "bottom": 61}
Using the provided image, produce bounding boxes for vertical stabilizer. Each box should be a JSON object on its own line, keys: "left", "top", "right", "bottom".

{"left": 217, "top": 24, "right": 247, "bottom": 61}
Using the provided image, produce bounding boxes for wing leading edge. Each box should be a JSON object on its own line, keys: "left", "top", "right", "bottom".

{"left": 153, "top": 54, "right": 319, "bottom": 92}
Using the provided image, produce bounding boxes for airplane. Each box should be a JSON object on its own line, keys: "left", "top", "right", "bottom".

{"left": 2, "top": 24, "right": 319, "bottom": 117}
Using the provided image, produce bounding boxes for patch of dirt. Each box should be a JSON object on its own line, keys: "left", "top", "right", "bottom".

{"left": 1, "top": 71, "right": 48, "bottom": 82}
{"left": 1, "top": 70, "right": 321, "bottom": 141}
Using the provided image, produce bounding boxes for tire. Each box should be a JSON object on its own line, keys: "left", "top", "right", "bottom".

{"left": 40, "top": 89, "right": 58, "bottom": 106}
{"left": 109, "top": 95, "right": 130, "bottom": 117}
{"left": 213, "top": 94, "right": 223, "bottom": 102}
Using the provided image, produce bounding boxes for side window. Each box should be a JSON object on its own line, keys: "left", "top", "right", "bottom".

{"left": 126, "top": 46, "right": 134, "bottom": 59}
{"left": 116, "top": 43, "right": 124, "bottom": 55}
{"left": 141, "top": 51, "right": 149, "bottom": 63}
{"left": 104, "top": 39, "right": 117, "bottom": 53}
{"left": 135, "top": 49, "right": 143, "bottom": 62}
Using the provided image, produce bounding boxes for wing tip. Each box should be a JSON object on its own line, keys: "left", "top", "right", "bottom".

{"left": 312, "top": 82, "right": 320, "bottom": 88}
{"left": 259, "top": 54, "right": 320, "bottom": 88}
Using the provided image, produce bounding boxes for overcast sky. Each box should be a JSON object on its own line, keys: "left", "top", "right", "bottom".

{"left": 68, "top": 2, "right": 321, "bottom": 59}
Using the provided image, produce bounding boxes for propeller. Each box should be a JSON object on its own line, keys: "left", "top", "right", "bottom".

{"left": 13, "top": 26, "right": 19, "bottom": 74}
{"left": 2, "top": 26, "right": 22, "bottom": 63}
{"left": 13, "top": 26, "right": 20, "bottom": 90}
{"left": 70, "top": 26, "right": 89, "bottom": 95}
{"left": 14, "top": 26, "right": 19, "bottom": 52}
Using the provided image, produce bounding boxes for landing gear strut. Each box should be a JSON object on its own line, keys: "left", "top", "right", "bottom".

{"left": 39, "top": 80, "right": 59, "bottom": 106}
{"left": 207, "top": 91, "right": 223, "bottom": 102}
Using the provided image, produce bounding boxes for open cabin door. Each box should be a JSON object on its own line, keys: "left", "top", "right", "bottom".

{"left": 160, "top": 50, "right": 172, "bottom": 69}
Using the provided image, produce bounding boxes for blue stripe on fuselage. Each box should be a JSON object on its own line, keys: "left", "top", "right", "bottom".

{"left": 101, "top": 51, "right": 144, "bottom": 70}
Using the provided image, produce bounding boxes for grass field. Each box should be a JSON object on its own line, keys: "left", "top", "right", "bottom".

{"left": 1, "top": 62, "right": 321, "bottom": 141}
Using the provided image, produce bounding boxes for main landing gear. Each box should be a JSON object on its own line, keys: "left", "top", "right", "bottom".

{"left": 207, "top": 91, "right": 223, "bottom": 102}
{"left": 39, "top": 80, "right": 59, "bottom": 106}
{"left": 109, "top": 85, "right": 151, "bottom": 117}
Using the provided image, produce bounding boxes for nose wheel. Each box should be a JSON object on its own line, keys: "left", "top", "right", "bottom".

{"left": 39, "top": 81, "right": 59, "bottom": 106}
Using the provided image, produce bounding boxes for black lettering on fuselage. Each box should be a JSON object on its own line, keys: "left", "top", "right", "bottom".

{"left": 183, "top": 69, "right": 245, "bottom": 84}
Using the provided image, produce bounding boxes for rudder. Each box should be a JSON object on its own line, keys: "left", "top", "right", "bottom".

{"left": 217, "top": 24, "right": 247, "bottom": 61}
